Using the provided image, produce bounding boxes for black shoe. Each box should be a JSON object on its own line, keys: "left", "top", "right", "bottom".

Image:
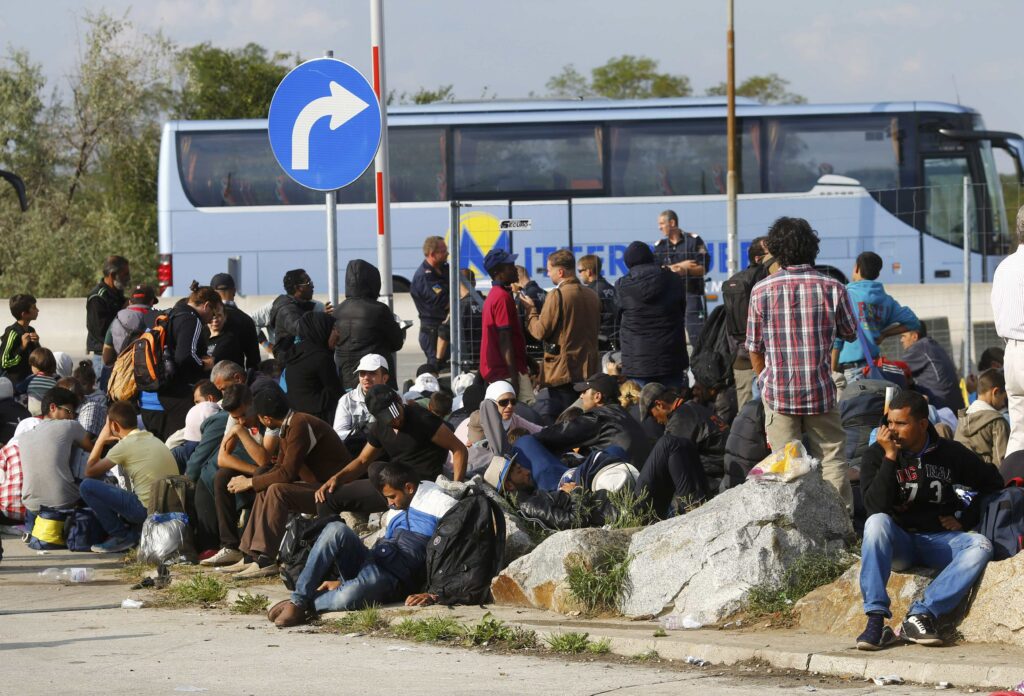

{"left": 901, "top": 613, "right": 943, "bottom": 646}
{"left": 856, "top": 614, "right": 898, "bottom": 651}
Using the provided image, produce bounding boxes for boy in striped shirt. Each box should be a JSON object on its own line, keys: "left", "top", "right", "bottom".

{"left": 1, "top": 294, "right": 39, "bottom": 385}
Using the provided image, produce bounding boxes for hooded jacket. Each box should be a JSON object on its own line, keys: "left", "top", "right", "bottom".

{"left": 860, "top": 423, "right": 1004, "bottom": 533}
{"left": 902, "top": 336, "right": 965, "bottom": 412}
{"left": 954, "top": 400, "right": 1009, "bottom": 467}
{"left": 835, "top": 280, "right": 920, "bottom": 365}
{"left": 333, "top": 260, "right": 405, "bottom": 390}
{"left": 269, "top": 294, "right": 316, "bottom": 363}
{"left": 285, "top": 312, "right": 342, "bottom": 423}
{"left": 615, "top": 262, "right": 688, "bottom": 379}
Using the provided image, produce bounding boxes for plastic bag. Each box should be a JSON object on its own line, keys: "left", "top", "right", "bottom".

{"left": 138, "top": 512, "right": 196, "bottom": 565}
{"left": 747, "top": 440, "right": 818, "bottom": 482}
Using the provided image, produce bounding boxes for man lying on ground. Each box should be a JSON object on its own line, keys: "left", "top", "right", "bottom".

{"left": 269, "top": 461, "right": 456, "bottom": 627}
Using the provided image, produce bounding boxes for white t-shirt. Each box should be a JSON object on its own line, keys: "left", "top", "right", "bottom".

{"left": 184, "top": 401, "right": 222, "bottom": 442}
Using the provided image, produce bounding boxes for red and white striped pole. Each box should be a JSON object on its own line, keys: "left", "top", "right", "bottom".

{"left": 371, "top": 0, "right": 393, "bottom": 309}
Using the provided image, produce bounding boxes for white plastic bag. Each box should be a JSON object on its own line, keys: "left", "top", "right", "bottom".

{"left": 747, "top": 440, "right": 818, "bottom": 482}
{"left": 138, "top": 512, "right": 196, "bottom": 565}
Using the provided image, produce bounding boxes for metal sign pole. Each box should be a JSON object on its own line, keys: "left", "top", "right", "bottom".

{"left": 371, "top": 0, "right": 394, "bottom": 310}
{"left": 725, "top": 0, "right": 739, "bottom": 276}
{"left": 449, "top": 201, "right": 462, "bottom": 381}
{"left": 963, "top": 176, "right": 972, "bottom": 378}
{"left": 325, "top": 49, "right": 339, "bottom": 309}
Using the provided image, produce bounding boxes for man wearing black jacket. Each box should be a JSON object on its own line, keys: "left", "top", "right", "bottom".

{"left": 721, "top": 237, "right": 772, "bottom": 407}
{"left": 210, "top": 273, "right": 261, "bottom": 371}
{"left": 856, "top": 390, "right": 1003, "bottom": 650}
{"left": 268, "top": 269, "right": 317, "bottom": 364}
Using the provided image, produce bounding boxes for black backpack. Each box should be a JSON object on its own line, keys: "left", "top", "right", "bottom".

{"left": 721, "top": 262, "right": 770, "bottom": 354}
{"left": 974, "top": 484, "right": 1024, "bottom": 561}
{"left": 689, "top": 305, "right": 734, "bottom": 389}
{"left": 425, "top": 486, "right": 506, "bottom": 606}
{"left": 278, "top": 514, "right": 339, "bottom": 591}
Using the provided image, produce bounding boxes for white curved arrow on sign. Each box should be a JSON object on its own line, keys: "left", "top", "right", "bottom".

{"left": 290, "top": 81, "right": 371, "bottom": 170}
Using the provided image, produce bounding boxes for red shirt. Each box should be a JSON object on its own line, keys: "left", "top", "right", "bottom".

{"left": 480, "top": 283, "right": 528, "bottom": 382}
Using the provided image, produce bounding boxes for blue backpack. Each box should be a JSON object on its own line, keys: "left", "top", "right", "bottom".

{"left": 66, "top": 508, "right": 107, "bottom": 552}
{"left": 975, "top": 483, "right": 1024, "bottom": 561}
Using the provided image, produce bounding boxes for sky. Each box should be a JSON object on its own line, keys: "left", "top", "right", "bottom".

{"left": 3, "top": 0, "right": 1023, "bottom": 167}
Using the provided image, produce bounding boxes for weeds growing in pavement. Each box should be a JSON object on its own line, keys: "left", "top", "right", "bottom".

{"left": 606, "top": 486, "right": 658, "bottom": 529}
{"left": 565, "top": 547, "right": 632, "bottom": 615}
{"left": 230, "top": 592, "right": 269, "bottom": 614}
{"left": 391, "top": 616, "right": 466, "bottom": 643}
{"left": 464, "top": 612, "right": 512, "bottom": 645}
{"left": 321, "top": 605, "right": 391, "bottom": 634}
{"left": 164, "top": 573, "right": 227, "bottom": 606}
{"left": 116, "top": 548, "right": 153, "bottom": 584}
{"left": 745, "top": 550, "right": 856, "bottom": 619}
{"left": 633, "top": 649, "right": 660, "bottom": 662}
{"left": 544, "top": 631, "right": 610, "bottom": 655}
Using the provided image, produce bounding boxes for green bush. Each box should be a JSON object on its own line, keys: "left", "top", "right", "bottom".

{"left": 745, "top": 550, "right": 855, "bottom": 618}
{"left": 565, "top": 547, "right": 632, "bottom": 614}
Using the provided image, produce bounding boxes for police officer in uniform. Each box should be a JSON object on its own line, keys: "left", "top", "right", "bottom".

{"left": 410, "top": 235, "right": 450, "bottom": 368}
{"left": 653, "top": 209, "right": 709, "bottom": 345}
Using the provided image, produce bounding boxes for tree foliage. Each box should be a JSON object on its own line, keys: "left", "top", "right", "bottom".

{"left": 175, "top": 43, "right": 296, "bottom": 120}
{"left": 548, "top": 55, "right": 691, "bottom": 100}
{"left": 0, "top": 12, "right": 174, "bottom": 297}
{"left": 705, "top": 73, "right": 806, "bottom": 104}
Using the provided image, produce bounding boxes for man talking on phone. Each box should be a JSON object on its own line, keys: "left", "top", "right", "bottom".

{"left": 855, "top": 390, "right": 1003, "bottom": 650}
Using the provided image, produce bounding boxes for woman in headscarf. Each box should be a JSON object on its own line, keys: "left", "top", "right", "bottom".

{"left": 284, "top": 312, "right": 342, "bottom": 423}
{"left": 454, "top": 380, "right": 543, "bottom": 447}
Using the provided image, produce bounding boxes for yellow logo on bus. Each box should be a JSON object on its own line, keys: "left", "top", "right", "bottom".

{"left": 447, "top": 211, "right": 510, "bottom": 278}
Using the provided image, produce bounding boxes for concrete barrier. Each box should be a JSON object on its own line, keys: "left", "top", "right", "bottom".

{"left": 30, "top": 294, "right": 427, "bottom": 384}
{"left": 29, "top": 283, "right": 997, "bottom": 382}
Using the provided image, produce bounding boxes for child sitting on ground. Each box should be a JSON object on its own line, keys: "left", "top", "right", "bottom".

{"left": 18, "top": 348, "right": 58, "bottom": 416}
{"left": 170, "top": 380, "right": 222, "bottom": 473}
{"left": 954, "top": 368, "right": 1009, "bottom": 467}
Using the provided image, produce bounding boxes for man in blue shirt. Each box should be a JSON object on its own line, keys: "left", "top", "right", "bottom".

{"left": 410, "top": 236, "right": 450, "bottom": 369}
{"left": 833, "top": 252, "right": 920, "bottom": 383}
{"left": 652, "top": 210, "right": 709, "bottom": 345}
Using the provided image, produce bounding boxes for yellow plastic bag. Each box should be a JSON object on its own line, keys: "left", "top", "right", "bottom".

{"left": 747, "top": 440, "right": 817, "bottom": 482}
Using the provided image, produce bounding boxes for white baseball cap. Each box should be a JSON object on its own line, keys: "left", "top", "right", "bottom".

{"left": 354, "top": 354, "right": 389, "bottom": 373}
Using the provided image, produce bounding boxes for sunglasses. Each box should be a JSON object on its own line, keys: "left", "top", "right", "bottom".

{"left": 497, "top": 398, "right": 517, "bottom": 407}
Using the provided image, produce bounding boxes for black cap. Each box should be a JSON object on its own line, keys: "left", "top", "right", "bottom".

{"left": 638, "top": 382, "right": 672, "bottom": 416}
{"left": 624, "top": 241, "right": 655, "bottom": 268}
{"left": 483, "top": 247, "right": 519, "bottom": 273}
{"left": 573, "top": 373, "right": 620, "bottom": 403}
{"left": 365, "top": 384, "right": 403, "bottom": 422}
{"left": 210, "top": 273, "right": 235, "bottom": 290}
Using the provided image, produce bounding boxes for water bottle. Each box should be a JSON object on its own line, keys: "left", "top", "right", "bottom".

{"left": 38, "top": 567, "right": 94, "bottom": 583}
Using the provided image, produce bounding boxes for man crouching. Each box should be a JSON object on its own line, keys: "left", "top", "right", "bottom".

{"left": 269, "top": 461, "right": 456, "bottom": 627}
{"left": 856, "top": 390, "right": 1003, "bottom": 649}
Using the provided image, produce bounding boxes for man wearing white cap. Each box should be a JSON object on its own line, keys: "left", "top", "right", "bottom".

{"left": 333, "top": 354, "right": 390, "bottom": 454}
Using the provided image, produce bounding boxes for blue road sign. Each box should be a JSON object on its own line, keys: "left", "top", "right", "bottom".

{"left": 268, "top": 58, "right": 382, "bottom": 192}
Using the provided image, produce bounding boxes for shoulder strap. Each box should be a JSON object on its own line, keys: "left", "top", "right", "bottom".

{"left": 847, "top": 293, "right": 884, "bottom": 380}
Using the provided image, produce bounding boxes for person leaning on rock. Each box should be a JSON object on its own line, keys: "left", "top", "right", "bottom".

{"left": 855, "top": 390, "right": 1003, "bottom": 650}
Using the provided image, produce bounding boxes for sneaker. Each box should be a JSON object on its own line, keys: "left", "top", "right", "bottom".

{"left": 215, "top": 557, "right": 251, "bottom": 573}
{"left": 901, "top": 613, "right": 943, "bottom": 646}
{"left": 274, "top": 600, "right": 309, "bottom": 628}
{"left": 200, "top": 547, "right": 244, "bottom": 567}
{"left": 91, "top": 535, "right": 135, "bottom": 554}
{"left": 233, "top": 562, "right": 280, "bottom": 580}
{"left": 856, "top": 614, "right": 898, "bottom": 651}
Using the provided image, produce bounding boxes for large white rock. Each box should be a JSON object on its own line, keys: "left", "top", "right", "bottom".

{"left": 491, "top": 527, "right": 634, "bottom": 613}
{"left": 954, "top": 551, "right": 1024, "bottom": 647}
{"left": 620, "top": 467, "right": 854, "bottom": 624}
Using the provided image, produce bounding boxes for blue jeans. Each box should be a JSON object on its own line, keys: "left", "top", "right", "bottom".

{"left": 78, "top": 478, "right": 147, "bottom": 540}
{"left": 860, "top": 513, "right": 993, "bottom": 619}
{"left": 291, "top": 522, "right": 399, "bottom": 613}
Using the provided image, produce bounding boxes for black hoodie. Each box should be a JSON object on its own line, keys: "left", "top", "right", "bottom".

{"left": 615, "top": 262, "right": 688, "bottom": 379}
{"left": 333, "top": 259, "right": 405, "bottom": 390}
{"left": 285, "top": 312, "right": 342, "bottom": 423}
{"left": 269, "top": 294, "right": 316, "bottom": 364}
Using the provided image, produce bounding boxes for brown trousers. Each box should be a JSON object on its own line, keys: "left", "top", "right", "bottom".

{"left": 239, "top": 481, "right": 318, "bottom": 560}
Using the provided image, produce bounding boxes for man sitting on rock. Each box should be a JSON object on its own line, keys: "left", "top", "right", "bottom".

{"left": 857, "top": 390, "right": 1003, "bottom": 649}
{"left": 269, "top": 461, "right": 456, "bottom": 627}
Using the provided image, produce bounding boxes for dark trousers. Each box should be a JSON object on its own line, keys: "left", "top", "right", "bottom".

{"left": 158, "top": 393, "right": 193, "bottom": 438}
{"left": 418, "top": 324, "right": 448, "bottom": 367}
{"left": 636, "top": 434, "right": 709, "bottom": 519}
{"left": 193, "top": 468, "right": 257, "bottom": 552}
{"left": 141, "top": 409, "right": 168, "bottom": 441}
{"left": 316, "top": 477, "right": 388, "bottom": 518}
{"left": 533, "top": 384, "right": 578, "bottom": 424}
{"left": 685, "top": 295, "right": 706, "bottom": 348}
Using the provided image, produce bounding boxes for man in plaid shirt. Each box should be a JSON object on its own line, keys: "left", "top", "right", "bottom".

{"left": 746, "top": 217, "right": 857, "bottom": 510}
{"left": 0, "top": 442, "right": 25, "bottom": 524}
